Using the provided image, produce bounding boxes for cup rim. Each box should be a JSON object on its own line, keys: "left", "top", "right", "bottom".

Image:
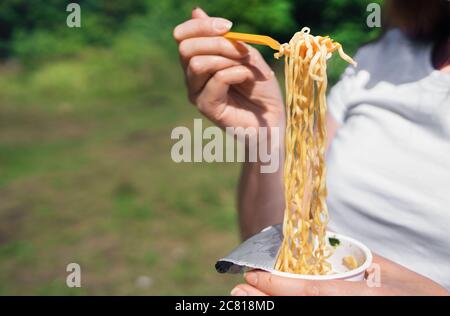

{"left": 270, "top": 232, "right": 373, "bottom": 281}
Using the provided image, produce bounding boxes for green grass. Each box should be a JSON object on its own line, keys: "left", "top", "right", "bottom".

{"left": 0, "top": 37, "right": 242, "bottom": 295}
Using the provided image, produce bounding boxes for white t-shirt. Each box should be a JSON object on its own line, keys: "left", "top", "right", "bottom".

{"left": 326, "top": 29, "right": 450, "bottom": 290}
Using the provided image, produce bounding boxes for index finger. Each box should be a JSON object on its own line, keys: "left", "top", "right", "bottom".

{"left": 173, "top": 17, "right": 233, "bottom": 42}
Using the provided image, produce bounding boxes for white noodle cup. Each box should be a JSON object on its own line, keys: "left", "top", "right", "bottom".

{"left": 271, "top": 231, "right": 373, "bottom": 281}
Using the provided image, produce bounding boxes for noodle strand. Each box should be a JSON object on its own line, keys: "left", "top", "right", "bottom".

{"left": 275, "top": 28, "right": 355, "bottom": 275}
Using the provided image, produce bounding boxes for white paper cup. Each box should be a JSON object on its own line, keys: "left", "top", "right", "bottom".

{"left": 271, "top": 231, "right": 372, "bottom": 281}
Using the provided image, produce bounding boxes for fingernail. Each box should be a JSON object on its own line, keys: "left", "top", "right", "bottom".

{"left": 212, "top": 18, "right": 232, "bottom": 32}
{"left": 230, "top": 287, "right": 248, "bottom": 296}
{"left": 244, "top": 272, "right": 258, "bottom": 286}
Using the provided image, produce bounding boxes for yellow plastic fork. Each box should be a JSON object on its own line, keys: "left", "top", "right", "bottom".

{"left": 224, "top": 32, "right": 281, "bottom": 51}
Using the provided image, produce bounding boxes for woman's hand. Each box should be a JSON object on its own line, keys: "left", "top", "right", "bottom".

{"left": 231, "top": 255, "right": 449, "bottom": 296}
{"left": 173, "top": 7, "right": 284, "bottom": 131}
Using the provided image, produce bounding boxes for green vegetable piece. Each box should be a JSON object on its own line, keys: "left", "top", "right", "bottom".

{"left": 329, "top": 237, "right": 340, "bottom": 247}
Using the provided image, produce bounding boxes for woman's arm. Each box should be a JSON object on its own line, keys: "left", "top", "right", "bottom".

{"left": 237, "top": 153, "right": 284, "bottom": 240}
{"left": 237, "top": 113, "right": 341, "bottom": 240}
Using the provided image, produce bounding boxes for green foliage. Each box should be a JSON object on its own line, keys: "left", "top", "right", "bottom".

{"left": 1, "top": 0, "right": 382, "bottom": 83}
{"left": 2, "top": 0, "right": 296, "bottom": 61}
{"left": 12, "top": 29, "right": 85, "bottom": 66}
{"left": 1, "top": 0, "right": 147, "bottom": 59}
{"left": 198, "top": 0, "right": 295, "bottom": 38}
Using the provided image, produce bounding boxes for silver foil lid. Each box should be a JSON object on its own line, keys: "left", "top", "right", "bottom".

{"left": 215, "top": 224, "right": 283, "bottom": 274}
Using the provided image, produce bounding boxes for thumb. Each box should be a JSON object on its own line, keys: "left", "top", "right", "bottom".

{"left": 192, "top": 7, "right": 209, "bottom": 19}
{"left": 245, "top": 271, "right": 375, "bottom": 296}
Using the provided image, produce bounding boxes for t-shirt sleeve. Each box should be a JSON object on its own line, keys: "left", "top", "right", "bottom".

{"left": 327, "top": 64, "right": 357, "bottom": 125}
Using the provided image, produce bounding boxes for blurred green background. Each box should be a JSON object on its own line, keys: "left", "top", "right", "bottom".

{"left": 0, "top": 0, "right": 381, "bottom": 295}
